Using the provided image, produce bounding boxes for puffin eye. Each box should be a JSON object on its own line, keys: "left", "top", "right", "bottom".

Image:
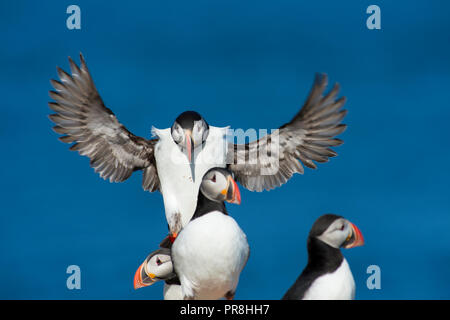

{"left": 340, "top": 225, "right": 345, "bottom": 231}
{"left": 156, "top": 257, "right": 162, "bottom": 266}
{"left": 211, "top": 174, "right": 216, "bottom": 183}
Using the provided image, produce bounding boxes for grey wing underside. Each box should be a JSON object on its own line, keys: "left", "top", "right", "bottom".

{"left": 228, "top": 73, "right": 347, "bottom": 192}
{"left": 48, "top": 54, "right": 159, "bottom": 192}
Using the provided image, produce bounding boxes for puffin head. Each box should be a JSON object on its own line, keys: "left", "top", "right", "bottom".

{"left": 134, "top": 248, "right": 175, "bottom": 290}
{"left": 171, "top": 111, "right": 209, "bottom": 163}
{"left": 200, "top": 168, "right": 241, "bottom": 205}
{"left": 309, "top": 214, "right": 364, "bottom": 249}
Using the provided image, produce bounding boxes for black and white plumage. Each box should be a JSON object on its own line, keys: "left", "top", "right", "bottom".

{"left": 49, "top": 54, "right": 347, "bottom": 234}
{"left": 172, "top": 168, "right": 248, "bottom": 300}
{"left": 48, "top": 54, "right": 160, "bottom": 191}
{"left": 282, "top": 214, "right": 364, "bottom": 300}
{"left": 134, "top": 168, "right": 249, "bottom": 300}
{"left": 152, "top": 122, "right": 228, "bottom": 234}
{"left": 48, "top": 54, "right": 226, "bottom": 235}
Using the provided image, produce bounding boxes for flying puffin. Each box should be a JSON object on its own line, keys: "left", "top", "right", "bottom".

{"left": 134, "top": 168, "right": 249, "bottom": 300}
{"left": 49, "top": 54, "right": 347, "bottom": 237}
{"left": 282, "top": 214, "right": 364, "bottom": 300}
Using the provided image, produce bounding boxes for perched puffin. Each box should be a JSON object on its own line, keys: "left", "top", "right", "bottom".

{"left": 282, "top": 214, "right": 364, "bottom": 300}
{"left": 134, "top": 168, "right": 249, "bottom": 300}
{"left": 49, "top": 54, "right": 347, "bottom": 237}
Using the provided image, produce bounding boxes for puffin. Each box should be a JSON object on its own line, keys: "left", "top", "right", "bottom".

{"left": 133, "top": 243, "right": 183, "bottom": 300}
{"left": 282, "top": 214, "right": 364, "bottom": 300}
{"left": 133, "top": 247, "right": 176, "bottom": 288}
{"left": 134, "top": 167, "right": 250, "bottom": 300}
{"left": 49, "top": 54, "right": 347, "bottom": 237}
{"left": 133, "top": 235, "right": 183, "bottom": 300}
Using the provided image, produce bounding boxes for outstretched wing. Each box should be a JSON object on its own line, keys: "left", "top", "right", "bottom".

{"left": 228, "top": 73, "right": 347, "bottom": 192}
{"left": 49, "top": 54, "right": 160, "bottom": 192}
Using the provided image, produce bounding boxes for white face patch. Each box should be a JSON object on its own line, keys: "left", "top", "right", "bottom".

{"left": 171, "top": 120, "right": 208, "bottom": 151}
{"left": 316, "top": 218, "right": 351, "bottom": 248}
{"left": 146, "top": 253, "right": 174, "bottom": 278}
{"left": 192, "top": 120, "right": 208, "bottom": 147}
{"left": 171, "top": 122, "right": 184, "bottom": 144}
{"left": 200, "top": 170, "right": 228, "bottom": 202}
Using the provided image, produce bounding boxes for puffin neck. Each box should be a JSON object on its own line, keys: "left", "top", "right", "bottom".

{"left": 191, "top": 190, "right": 228, "bottom": 221}
{"left": 305, "top": 237, "right": 343, "bottom": 272}
{"left": 281, "top": 237, "right": 344, "bottom": 300}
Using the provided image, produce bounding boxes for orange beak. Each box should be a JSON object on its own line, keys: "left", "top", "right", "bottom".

{"left": 133, "top": 262, "right": 146, "bottom": 290}
{"left": 185, "top": 131, "right": 194, "bottom": 163}
{"left": 224, "top": 175, "right": 241, "bottom": 205}
{"left": 343, "top": 222, "right": 365, "bottom": 249}
{"left": 133, "top": 261, "right": 156, "bottom": 290}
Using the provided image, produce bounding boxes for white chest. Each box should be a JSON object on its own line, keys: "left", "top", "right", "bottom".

{"left": 171, "top": 211, "right": 250, "bottom": 300}
{"left": 163, "top": 283, "right": 183, "bottom": 300}
{"left": 303, "top": 259, "right": 356, "bottom": 300}
{"left": 153, "top": 127, "right": 228, "bottom": 232}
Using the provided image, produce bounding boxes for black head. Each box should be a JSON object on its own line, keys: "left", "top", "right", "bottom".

{"left": 173, "top": 111, "right": 204, "bottom": 131}
{"left": 309, "top": 214, "right": 343, "bottom": 238}
{"left": 191, "top": 168, "right": 241, "bottom": 221}
{"left": 309, "top": 214, "right": 364, "bottom": 249}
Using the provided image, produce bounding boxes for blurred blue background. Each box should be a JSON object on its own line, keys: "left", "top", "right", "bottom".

{"left": 1, "top": 0, "right": 449, "bottom": 299}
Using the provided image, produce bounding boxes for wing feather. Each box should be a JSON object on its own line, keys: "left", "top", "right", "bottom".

{"left": 49, "top": 54, "right": 159, "bottom": 191}
{"left": 228, "top": 73, "right": 347, "bottom": 191}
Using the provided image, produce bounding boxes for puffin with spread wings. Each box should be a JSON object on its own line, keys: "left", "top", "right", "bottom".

{"left": 48, "top": 54, "right": 347, "bottom": 236}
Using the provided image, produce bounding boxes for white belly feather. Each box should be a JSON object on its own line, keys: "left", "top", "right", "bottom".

{"left": 163, "top": 283, "right": 183, "bottom": 300}
{"left": 171, "top": 211, "right": 250, "bottom": 300}
{"left": 303, "top": 258, "right": 355, "bottom": 300}
{"left": 153, "top": 126, "right": 228, "bottom": 233}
